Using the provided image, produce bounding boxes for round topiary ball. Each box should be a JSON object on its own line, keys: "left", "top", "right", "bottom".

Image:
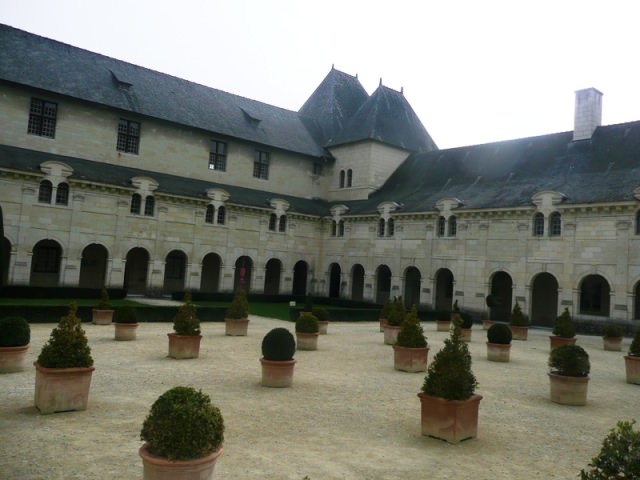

{"left": 460, "top": 312, "right": 473, "bottom": 329}
{"left": 261, "top": 328, "right": 296, "bottom": 361}
{"left": 548, "top": 344, "right": 590, "bottom": 377}
{"left": 487, "top": 323, "right": 512, "bottom": 344}
{"left": 0, "top": 316, "right": 30, "bottom": 347}
{"left": 295, "top": 312, "right": 319, "bottom": 333}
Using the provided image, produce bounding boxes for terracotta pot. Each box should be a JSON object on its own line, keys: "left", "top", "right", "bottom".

{"left": 548, "top": 372, "right": 589, "bottom": 405}
{"left": 393, "top": 345, "right": 429, "bottom": 372}
{"left": 114, "top": 323, "right": 138, "bottom": 341}
{"left": 379, "top": 318, "right": 388, "bottom": 332}
{"left": 318, "top": 320, "right": 329, "bottom": 335}
{"left": 92, "top": 308, "right": 114, "bottom": 325}
{"left": 603, "top": 337, "right": 622, "bottom": 351}
{"left": 509, "top": 325, "right": 529, "bottom": 341}
{"left": 260, "top": 358, "right": 296, "bottom": 387}
{"left": 0, "top": 344, "right": 30, "bottom": 373}
{"left": 34, "top": 362, "right": 95, "bottom": 414}
{"left": 224, "top": 318, "right": 249, "bottom": 336}
{"left": 139, "top": 442, "right": 223, "bottom": 480}
{"left": 482, "top": 320, "right": 495, "bottom": 330}
{"left": 167, "top": 333, "right": 202, "bottom": 359}
{"left": 486, "top": 342, "right": 511, "bottom": 362}
{"left": 624, "top": 355, "right": 640, "bottom": 384}
{"left": 461, "top": 328, "right": 472, "bottom": 342}
{"left": 417, "top": 392, "right": 482, "bottom": 444}
{"left": 436, "top": 321, "right": 450, "bottom": 332}
{"left": 549, "top": 335, "right": 576, "bottom": 351}
{"left": 383, "top": 325, "right": 401, "bottom": 345}
{"left": 295, "top": 331, "right": 319, "bottom": 350}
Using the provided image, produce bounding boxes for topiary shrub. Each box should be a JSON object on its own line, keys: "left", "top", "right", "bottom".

{"left": 552, "top": 308, "right": 575, "bottom": 338}
{"left": 37, "top": 302, "right": 93, "bottom": 368}
{"left": 629, "top": 328, "right": 640, "bottom": 356}
{"left": 549, "top": 344, "right": 590, "bottom": 377}
{"left": 387, "top": 302, "right": 405, "bottom": 327}
{"left": 379, "top": 299, "right": 392, "bottom": 319}
{"left": 0, "top": 316, "right": 30, "bottom": 347}
{"left": 295, "top": 312, "right": 319, "bottom": 333}
{"left": 172, "top": 291, "right": 201, "bottom": 336}
{"left": 97, "top": 287, "right": 111, "bottom": 310}
{"left": 113, "top": 306, "right": 138, "bottom": 324}
{"left": 140, "top": 386, "right": 224, "bottom": 461}
{"left": 486, "top": 294, "right": 501, "bottom": 309}
{"left": 261, "top": 328, "right": 296, "bottom": 361}
{"left": 396, "top": 305, "right": 427, "bottom": 348}
{"left": 312, "top": 308, "right": 330, "bottom": 323}
{"left": 509, "top": 302, "right": 528, "bottom": 327}
{"left": 579, "top": 419, "right": 640, "bottom": 480}
{"left": 487, "top": 323, "right": 512, "bottom": 344}
{"left": 460, "top": 312, "right": 473, "bottom": 329}
{"left": 225, "top": 289, "right": 249, "bottom": 319}
{"left": 601, "top": 323, "right": 624, "bottom": 338}
{"left": 421, "top": 326, "right": 478, "bottom": 401}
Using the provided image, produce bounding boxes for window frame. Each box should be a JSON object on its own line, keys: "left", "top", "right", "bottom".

{"left": 208, "top": 140, "right": 227, "bottom": 171}
{"left": 533, "top": 212, "right": 545, "bottom": 237}
{"left": 117, "top": 118, "right": 141, "bottom": 155}
{"left": 253, "top": 150, "right": 270, "bottom": 180}
{"left": 549, "top": 212, "right": 561, "bottom": 237}
{"left": 55, "top": 182, "right": 69, "bottom": 206}
{"left": 130, "top": 193, "right": 142, "bottom": 215}
{"left": 437, "top": 216, "right": 446, "bottom": 237}
{"left": 205, "top": 204, "right": 215, "bottom": 224}
{"left": 217, "top": 206, "right": 226, "bottom": 225}
{"left": 28, "top": 98, "right": 57, "bottom": 138}
{"left": 448, "top": 216, "right": 457, "bottom": 237}
{"left": 38, "top": 180, "right": 53, "bottom": 204}
{"left": 143, "top": 195, "right": 155, "bottom": 217}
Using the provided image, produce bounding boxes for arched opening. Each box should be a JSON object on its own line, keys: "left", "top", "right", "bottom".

{"left": 530, "top": 272, "right": 559, "bottom": 326}
{"left": 234, "top": 256, "right": 253, "bottom": 292}
{"left": 200, "top": 253, "right": 221, "bottom": 293}
{"left": 579, "top": 274, "right": 610, "bottom": 316}
{"left": 375, "top": 265, "right": 391, "bottom": 305}
{"left": 329, "top": 263, "right": 341, "bottom": 298}
{"left": 351, "top": 264, "right": 364, "bottom": 301}
{"left": 79, "top": 243, "right": 108, "bottom": 289}
{"left": 489, "top": 271, "right": 513, "bottom": 322}
{"left": 163, "top": 250, "right": 187, "bottom": 293}
{"left": 634, "top": 281, "right": 640, "bottom": 320}
{"left": 124, "top": 247, "right": 149, "bottom": 294}
{"left": 404, "top": 267, "right": 421, "bottom": 309}
{"left": 292, "top": 260, "right": 308, "bottom": 296}
{"left": 1, "top": 237, "right": 9, "bottom": 287}
{"left": 434, "top": 268, "right": 453, "bottom": 311}
{"left": 264, "top": 258, "right": 282, "bottom": 295}
{"left": 30, "top": 239, "right": 62, "bottom": 287}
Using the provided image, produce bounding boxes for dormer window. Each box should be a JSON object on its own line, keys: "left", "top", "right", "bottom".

{"left": 549, "top": 212, "right": 562, "bottom": 236}
{"left": 533, "top": 213, "right": 545, "bottom": 236}
{"left": 437, "top": 216, "right": 446, "bottom": 237}
{"left": 347, "top": 169, "right": 353, "bottom": 187}
{"left": 55, "top": 182, "right": 69, "bottom": 205}
{"left": 253, "top": 150, "right": 270, "bottom": 179}
{"left": 143, "top": 196, "right": 155, "bottom": 216}
{"left": 131, "top": 193, "right": 141, "bottom": 214}
{"left": 38, "top": 180, "right": 53, "bottom": 203}
{"left": 28, "top": 98, "right": 57, "bottom": 138}
{"left": 339, "top": 170, "right": 345, "bottom": 188}
{"left": 448, "top": 216, "right": 457, "bottom": 237}
{"left": 117, "top": 119, "right": 140, "bottom": 154}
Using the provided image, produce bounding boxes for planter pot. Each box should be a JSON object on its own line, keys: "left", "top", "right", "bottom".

{"left": 482, "top": 320, "right": 495, "bottom": 330}
{"left": 436, "top": 321, "right": 450, "bottom": 332}
{"left": 167, "top": 333, "right": 202, "bottom": 359}
{"left": 114, "top": 323, "right": 138, "bottom": 341}
{"left": 461, "top": 328, "right": 472, "bottom": 342}
{"left": 295, "top": 331, "right": 319, "bottom": 350}
{"left": 139, "top": 442, "right": 223, "bottom": 480}
{"left": 260, "top": 357, "right": 296, "bottom": 387}
{"left": 34, "top": 362, "right": 95, "bottom": 414}
{"left": 383, "top": 325, "right": 402, "bottom": 345}
{"left": 624, "top": 355, "right": 640, "bottom": 384}
{"left": 393, "top": 345, "right": 429, "bottom": 372}
{"left": 603, "top": 337, "right": 622, "bottom": 351}
{"left": 92, "top": 308, "right": 114, "bottom": 325}
{"left": 224, "top": 317, "right": 249, "bottom": 336}
{"left": 549, "top": 335, "right": 576, "bottom": 351}
{"left": 509, "top": 325, "right": 529, "bottom": 341}
{"left": 548, "top": 372, "right": 589, "bottom": 406}
{"left": 0, "top": 344, "right": 30, "bottom": 373}
{"left": 417, "top": 392, "right": 482, "bottom": 444}
{"left": 486, "top": 342, "right": 511, "bottom": 362}
{"left": 318, "top": 320, "right": 329, "bottom": 335}
{"left": 379, "top": 318, "right": 388, "bottom": 332}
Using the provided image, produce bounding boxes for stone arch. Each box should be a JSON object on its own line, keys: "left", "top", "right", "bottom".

{"left": 234, "top": 256, "right": 253, "bottom": 292}
{"left": 489, "top": 271, "right": 513, "bottom": 322}
{"left": 434, "top": 268, "right": 453, "bottom": 311}
{"left": 292, "top": 260, "right": 308, "bottom": 296}
{"left": 163, "top": 250, "right": 187, "bottom": 293}
{"left": 579, "top": 274, "right": 611, "bottom": 317}
{"left": 329, "top": 263, "right": 341, "bottom": 298}
{"left": 200, "top": 252, "right": 222, "bottom": 293}
{"left": 351, "top": 264, "right": 364, "bottom": 301}
{"left": 404, "top": 266, "right": 421, "bottom": 309}
{"left": 530, "top": 272, "right": 559, "bottom": 326}
{"left": 30, "top": 239, "right": 63, "bottom": 287}
{"left": 375, "top": 264, "right": 391, "bottom": 304}
{"left": 79, "top": 243, "right": 109, "bottom": 289}
{"left": 124, "top": 247, "right": 150, "bottom": 294}
{"left": 264, "top": 258, "right": 282, "bottom": 295}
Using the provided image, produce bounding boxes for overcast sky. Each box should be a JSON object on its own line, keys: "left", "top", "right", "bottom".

{"left": 3, "top": 0, "right": 640, "bottom": 149}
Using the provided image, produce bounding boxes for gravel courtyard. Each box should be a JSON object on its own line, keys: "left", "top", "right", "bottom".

{"left": 1, "top": 316, "right": 637, "bottom": 480}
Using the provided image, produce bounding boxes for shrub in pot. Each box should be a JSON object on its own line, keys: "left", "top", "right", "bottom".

{"left": 225, "top": 289, "right": 249, "bottom": 336}
{"left": 312, "top": 307, "right": 330, "bottom": 334}
{"left": 92, "top": 287, "right": 114, "bottom": 325}
{"left": 435, "top": 309, "right": 451, "bottom": 332}
{"left": 35, "top": 302, "right": 95, "bottom": 413}
{"left": 139, "top": 386, "right": 224, "bottom": 480}
{"left": 459, "top": 312, "right": 473, "bottom": 342}
{"left": 260, "top": 327, "right": 296, "bottom": 387}
{"left": 624, "top": 327, "right": 640, "bottom": 384}
{"left": 0, "top": 315, "right": 31, "bottom": 373}
{"left": 548, "top": 344, "right": 590, "bottom": 405}
{"left": 579, "top": 419, "right": 640, "bottom": 480}
{"left": 113, "top": 306, "right": 138, "bottom": 341}
{"left": 486, "top": 323, "right": 512, "bottom": 362}
{"left": 394, "top": 305, "right": 429, "bottom": 372}
{"left": 384, "top": 300, "right": 405, "bottom": 345}
{"left": 295, "top": 312, "right": 319, "bottom": 350}
{"left": 168, "top": 292, "right": 202, "bottom": 359}
{"left": 550, "top": 307, "right": 576, "bottom": 350}
{"left": 601, "top": 323, "right": 624, "bottom": 351}
{"left": 379, "top": 299, "right": 392, "bottom": 332}
{"left": 508, "top": 301, "right": 529, "bottom": 340}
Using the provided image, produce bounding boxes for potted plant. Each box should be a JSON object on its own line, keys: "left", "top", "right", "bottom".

{"left": 113, "top": 306, "right": 139, "bottom": 341}
{"left": 486, "top": 323, "right": 512, "bottom": 362}
{"left": 484, "top": 294, "right": 500, "bottom": 329}
{"left": 550, "top": 308, "right": 576, "bottom": 350}
{"left": 451, "top": 299, "right": 462, "bottom": 325}
{"left": 92, "top": 287, "right": 114, "bottom": 325}
{"left": 393, "top": 305, "right": 429, "bottom": 372}
{"left": 435, "top": 309, "right": 450, "bottom": 332}
{"left": 383, "top": 297, "right": 405, "bottom": 345}
{"left": 139, "top": 386, "right": 224, "bottom": 480}
{"left": 508, "top": 301, "right": 529, "bottom": 340}
{"left": 312, "top": 307, "right": 330, "bottom": 335}
{"left": 417, "top": 324, "right": 481, "bottom": 444}
{"left": 0, "top": 315, "right": 30, "bottom": 373}
{"left": 224, "top": 288, "right": 249, "bottom": 336}
{"left": 168, "top": 292, "right": 202, "bottom": 359}
{"left": 34, "top": 302, "right": 95, "bottom": 414}
{"left": 579, "top": 419, "right": 640, "bottom": 479}
{"left": 295, "top": 311, "right": 320, "bottom": 350}
{"left": 260, "top": 327, "right": 296, "bottom": 387}
{"left": 548, "top": 344, "right": 590, "bottom": 405}
{"left": 459, "top": 312, "right": 473, "bottom": 342}
{"left": 379, "top": 299, "right": 392, "bottom": 332}
{"left": 601, "top": 323, "right": 624, "bottom": 351}
{"left": 624, "top": 327, "right": 640, "bottom": 384}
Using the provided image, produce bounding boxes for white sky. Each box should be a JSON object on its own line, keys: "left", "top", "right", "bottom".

{"left": 3, "top": 0, "right": 640, "bottom": 149}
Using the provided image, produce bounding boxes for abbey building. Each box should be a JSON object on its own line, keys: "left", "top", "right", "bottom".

{"left": 2, "top": 24, "right": 640, "bottom": 326}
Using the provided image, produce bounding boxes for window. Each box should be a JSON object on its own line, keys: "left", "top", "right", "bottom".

{"left": 253, "top": 150, "right": 270, "bottom": 179}
{"left": 387, "top": 218, "right": 395, "bottom": 237}
{"left": 279, "top": 215, "right": 287, "bottom": 232}
{"left": 217, "top": 206, "right": 226, "bottom": 225}
{"left": 28, "top": 98, "right": 57, "bottom": 138}
{"left": 347, "top": 169, "right": 353, "bottom": 187}
{"left": 117, "top": 119, "right": 140, "bottom": 154}
{"left": 205, "top": 205, "right": 214, "bottom": 224}
{"left": 338, "top": 220, "right": 344, "bottom": 237}
{"left": 636, "top": 211, "right": 640, "bottom": 235}
{"left": 144, "top": 196, "right": 155, "bottom": 216}
{"left": 339, "top": 170, "right": 345, "bottom": 188}
{"left": 448, "top": 216, "right": 457, "bottom": 237}
{"left": 437, "top": 216, "right": 446, "bottom": 237}
{"left": 209, "top": 140, "right": 227, "bottom": 171}
{"left": 332, "top": 220, "right": 337, "bottom": 237}
{"left": 55, "top": 182, "right": 69, "bottom": 205}
{"left": 378, "top": 218, "right": 385, "bottom": 237}
{"left": 269, "top": 213, "right": 277, "bottom": 231}
{"left": 313, "top": 163, "right": 323, "bottom": 175}
{"left": 130, "top": 193, "right": 141, "bottom": 214}
{"left": 38, "top": 180, "right": 52, "bottom": 203}
{"left": 533, "top": 213, "right": 544, "bottom": 236}
{"left": 549, "top": 212, "right": 561, "bottom": 236}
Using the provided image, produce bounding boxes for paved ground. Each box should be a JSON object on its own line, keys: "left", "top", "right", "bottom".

{"left": 1, "top": 317, "right": 637, "bottom": 480}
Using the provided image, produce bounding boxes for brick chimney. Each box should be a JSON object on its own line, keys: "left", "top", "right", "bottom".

{"left": 573, "top": 88, "right": 603, "bottom": 141}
